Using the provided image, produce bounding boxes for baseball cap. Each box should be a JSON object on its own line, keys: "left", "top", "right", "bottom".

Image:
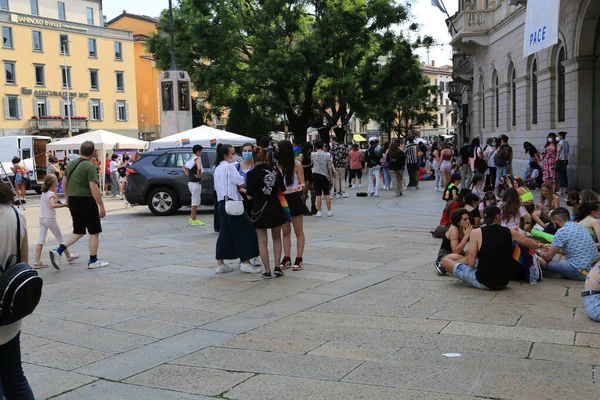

{"left": 369, "top": 138, "right": 378, "bottom": 143}
{"left": 482, "top": 205, "right": 501, "bottom": 225}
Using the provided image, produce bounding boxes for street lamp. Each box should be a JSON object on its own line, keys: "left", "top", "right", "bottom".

{"left": 62, "top": 42, "right": 72, "bottom": 136}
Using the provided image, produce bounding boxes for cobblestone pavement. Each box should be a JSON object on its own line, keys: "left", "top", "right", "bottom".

{"left": 17, "top": 180, "right": 600, "bottom": 399}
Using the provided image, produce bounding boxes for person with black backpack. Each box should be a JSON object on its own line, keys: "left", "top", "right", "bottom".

{"left": 494, "top": 135, "right": 513, "bottom": 195}
{"left": 366, "top": 138, "right": 383, "bottom": 197}
{"left": 387, "top": 141, "right": 406, "bottom": 197}
{"left": 0, "top": 181, "right": 37, "bottom": 399}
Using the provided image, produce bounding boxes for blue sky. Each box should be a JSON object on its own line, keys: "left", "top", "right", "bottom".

{"left": 103, "top": 0, "right": 458, "bottom": 65}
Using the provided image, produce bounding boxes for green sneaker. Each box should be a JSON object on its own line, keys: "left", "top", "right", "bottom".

{"left": 190, "top": 219, "right": 205, "bottom": 226}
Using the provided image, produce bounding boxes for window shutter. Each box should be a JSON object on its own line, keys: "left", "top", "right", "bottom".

{"left": 46, "top": 98, "right": 51, "bottom": 116}
{"left": 33, "top": 98, "right": 38, "bottom": 117}
{"left": 3, "top": 97, "right": 9, "bottom": 118}
{"left": 125, "top": 102, "right": 129, "bottom": 121}
{"left": 100, "top": 102, "right": 104, "bottom": 121}
{"left": 60, "top": 99, "right": 65, "bottom": 118}
{"left": 72, "top": 99, "right": 76, "bottom": 116}
{"left": 89, "top": 100, "right": 93, "bottom": 120}
{"left": 115, "top": 102, "right": 119, "bottom": 121}
{"left": 17, "top": 98, "right": 23, "bottom": 120}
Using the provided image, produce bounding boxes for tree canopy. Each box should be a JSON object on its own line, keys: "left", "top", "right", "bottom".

{"left": 148, "top": 0, "right": 436, "bottom": 143}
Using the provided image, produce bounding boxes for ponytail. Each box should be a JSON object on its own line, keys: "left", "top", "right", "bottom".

{"left": 41, "top": 174, "right": 57, "bottom": 193}
{"left": 214, "top": 143, "right": 233, "bottom": 166}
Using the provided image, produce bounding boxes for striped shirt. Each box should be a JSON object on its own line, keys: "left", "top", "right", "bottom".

{"left": 404, "top": 142, "right": 418, "bottom": 164}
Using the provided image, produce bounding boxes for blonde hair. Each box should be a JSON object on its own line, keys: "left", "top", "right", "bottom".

{"left": 41, "top": 174, "right": 58, "bottom": 193}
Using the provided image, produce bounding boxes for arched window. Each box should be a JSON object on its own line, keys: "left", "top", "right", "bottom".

{"left": 532, "top": 59, "right": 538, "bottom": 125}
{"left": 495, "top": 74, "right": 499, "bottom": 128}
{"left": 557, "top": 47, "right": 566, "bottom": 122}
{"left": 480, "top": 77, "right": 485, "bottom": 130}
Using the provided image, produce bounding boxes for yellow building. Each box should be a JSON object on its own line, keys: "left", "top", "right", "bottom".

{"left": 0, "top": 0, "right": 139, "bottom": 138}
{"left": 106, "top": 12, "right": 161, "bottom": 140}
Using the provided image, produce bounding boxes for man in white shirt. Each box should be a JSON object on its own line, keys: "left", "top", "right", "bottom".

{"left": 183, "top": 145, "right": 205, "bottom": 226}
{"left": 109, "top": 154, "right": 119, "bottom": 196}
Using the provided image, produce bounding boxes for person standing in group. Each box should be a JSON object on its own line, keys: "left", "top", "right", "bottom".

{"left": 299, "top": 142, "right": 317, "bottom": 215}
{"left": 109, "top": 154, "right": 120, "bottom": 197}
{"left": 365, "top": 138, "right": 383, "bottom": 196}
{"left": 213, "top": 144, "right": 260, "bottom": 274}
{"left": 348, "top": 143, "right": 363, "bottom": 188}
{"left": 10, "top": 157, "right": 27, "bottom": 202}
{"left": 494, "top": 135, "right": 513, "bottom": 194}
{"left": 541, "top": 132, "right": 558, "bottom": 194}
{"left": 439, "top": 142, "right": 453, "bottom": 190}
{"left": 523, "top": 141, "right": 540, "bottom": 179}
{"left": 387, "top": 141, "right": 406, "bottom": 197}
{"left": 49, "top": 141, "right": 109, "bottom": 270}
{"left": 381, "top": 142, "right": 391, "bottom": 191}
{"left": 484, "top": 138, "right": 498, "bottom": 192}
{"left": 235, "top": 143, "right": 256, "bottom": 215}
{"left": 277, "top": 140, "right": 307, "bottom": 271}
{"left": 34, "top": 175, "right": 79, "bottom": 269}
{"left": 431, "top": 141, "right": 443, "bottom": 191}
{"left": 117, "top": 154, "right": 131, "bottom": 200}
{"left": 260, "top": 136, "right": 276, "bottom": 167}
{"left": 246, "top": 147, "right": 286, "bottom": 279}
{"left": 459, "top": 138, "right": 472, "bottom": 190}
{"left": 46, "top": 156, "right": 63, "bottom": 193}
{"left": 311, "top": 141, "right": 334, "bottom": 216}
{"left": 468, "top": 137, "right": 484, "bottom": 177}
{"left": 556, "top": 131, "right": 570, "bottom": 195}
{"left": 183, "top": 145, "right": 205, "bottom": 226}
{"left": 331, "top": 137, "right": 349, "bottom": 198}
{"left": 0, "top": 181, "right": 36, "bottom": 400}
{"left": 404, "top": 135, "right": 419, "bottom": 190}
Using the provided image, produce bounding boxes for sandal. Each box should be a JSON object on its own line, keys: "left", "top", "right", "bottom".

{"left": 33, "top": 262, "right": 48, "bottom": 269}
{"left": 67, "top": 253, "right": 80, "bottom": 263}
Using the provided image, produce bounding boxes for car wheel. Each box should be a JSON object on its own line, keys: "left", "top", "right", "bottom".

{"left": 148, "top": 187, "right": 180, "bottom": 216}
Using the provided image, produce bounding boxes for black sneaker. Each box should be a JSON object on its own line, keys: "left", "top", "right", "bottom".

{"left": 434, "top": 262, "right": 447, "bottom": 276}
{"left": 273, "top": 267, "right": 284, "bottom": 277}
{"left": 279, "top": 257, "right": 292, "bottom": 270}
{"left": 261, "top": 272, "right": 274, "bottom": 279}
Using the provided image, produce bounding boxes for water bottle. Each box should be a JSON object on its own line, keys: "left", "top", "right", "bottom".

{"left": 529, "top": 265, "right": 538, "bottom": 285}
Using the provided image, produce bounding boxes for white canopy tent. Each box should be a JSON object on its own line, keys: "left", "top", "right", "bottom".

{"left": 46, "top": 129, "right": 148, "bottom": 191}
{"left": 149, "top": 125, "right": 256, "bottom": 150}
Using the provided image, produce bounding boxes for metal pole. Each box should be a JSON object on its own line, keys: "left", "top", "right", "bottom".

{"left": 63, "top": 43, "right": 72, "bottom": 135}
{"left": 168, "top": 0, "right": 177, "bottom": 70}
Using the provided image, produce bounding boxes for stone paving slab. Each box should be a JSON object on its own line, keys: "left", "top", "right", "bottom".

{"left": 215, "top": 333, "right": 326, "bottom": 355}
{"left": 441, "top": 321, "right": 576, "bottom": 345}
{"left": 54, "top": 380, "right": 214, "bottom": 400}
{"left": 22, "top": 342, "right": 110, "bottom": 371}
{"left": 23, "top": 363, "right": 97, "bottom": 399}
{"left": 529, "top": 342, "right": 600, "bottom": 364}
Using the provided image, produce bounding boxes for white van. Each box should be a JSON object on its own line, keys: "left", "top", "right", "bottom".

{"left": 0, "top": 135, "right": 52, "bottom": 193}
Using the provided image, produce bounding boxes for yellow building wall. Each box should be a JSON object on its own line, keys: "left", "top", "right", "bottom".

{"left": 106, "top": 17, "right": 157, "bottom": 38}
{"left": 0, "top": 20, "right": 138, "bottom": 137}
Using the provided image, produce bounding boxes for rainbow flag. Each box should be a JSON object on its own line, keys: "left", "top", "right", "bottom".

{"left": 277, "top": 191, "right": 291, "bottom": 222}
{"left": 174, "top": 139, "right": 181, "bottom": 147}
{"left": 182, "top": 138, "right": 191, "bottom": 146}
{"left": 210, "top": 139, "right": 217, "bottom": 149}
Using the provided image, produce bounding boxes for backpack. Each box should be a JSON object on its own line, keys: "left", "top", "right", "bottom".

{"left": 0, "top": 206, "right": 43, "bottom": 326}
{"left": 443, "top": 183, "right": 457, "bottom": 201}
{"left": 494, "top": 145, "right": 512, "bottom": 167}
{"left": 117, "top": 166, "right": 127, "bottom": 178}
{"left": 367, "top": 147, "right": 380, "bottom": 168}
{"left": 388, "top": 151, "right": 406, "bottom": 171}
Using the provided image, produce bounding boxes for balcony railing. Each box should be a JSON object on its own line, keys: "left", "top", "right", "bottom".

{"left": 448, "top": 82, "right": 465, "bottom": 103}
{"left": 30, "top": 118, "right": 89, "bottom": 132}
{"left": 450, "top": 9, "right": 496, "bottom": 49}
{"left": 452, "top": 53, "right": 473, "bottom": 76}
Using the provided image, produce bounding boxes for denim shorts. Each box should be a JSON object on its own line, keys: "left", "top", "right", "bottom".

{"left": 584, "top": 294, "right": 600, "bottom": 322}
{"left": 14, "top": 173, "right": 23, "bottom": 185}
{"left": 454, "top": 263, "right": 489, "bottom": 290}
{"left": 547, "top": 260, "right": 587, "bottom": 281}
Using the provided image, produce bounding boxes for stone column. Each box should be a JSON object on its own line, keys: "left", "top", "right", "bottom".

{"left": 159, "top": 70, "right": 193, "bottom": 137}
{"left": 514, "top": 76, "right": 530, "bottom": 132}
{"left": 535, "top": 67, "right": 555, "bottom": 131}
{"left": 497, "top": 82, "right": 510, "bottom": 133}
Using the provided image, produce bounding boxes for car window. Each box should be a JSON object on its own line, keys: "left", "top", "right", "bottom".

{"left": 201, "top": 152, "right": 215, "bottom": 169}
{"left": 167, "top": 152, "right": 193, "bottom": 168}
{"left": 152, "top": 153, "right": 170, "bottom": 167}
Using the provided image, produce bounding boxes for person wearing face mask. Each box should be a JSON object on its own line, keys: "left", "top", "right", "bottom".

{"left": 236, "top": 143, "right": 262, "bottom": 267}
{"left": 183, "top": 145, "right": 205, "bottom": 226}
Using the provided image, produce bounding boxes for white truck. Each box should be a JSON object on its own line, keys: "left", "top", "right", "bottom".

{"left": 0, "top": 135, "right": 52, "bottom": 194}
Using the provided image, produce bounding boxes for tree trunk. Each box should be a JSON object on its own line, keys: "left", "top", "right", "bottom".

{"left": 333, "top": 126, "right": 345, "bottom": 143}
{"left": 289, "top": 116, "right": 309, "bottom": 144}
{"left": 318, "top": 126, "right": 330, "bottom": 143}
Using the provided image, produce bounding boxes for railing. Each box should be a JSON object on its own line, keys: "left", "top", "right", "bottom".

{"left": 30, "top": 118, "right": 89, "bottom": 131}
{"left": 452, "top": 53, "right": 473, "bottom": 76}
{"left": 448, "top": 82, "right": 466, "bottom": 103}
{"left": 451, "top": 9, "right": 496, "bottom": 41}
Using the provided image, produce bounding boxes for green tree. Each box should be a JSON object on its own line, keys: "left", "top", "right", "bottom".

{"left": 148, "top": 0, "right": 413, "bottom": 143}
{"left": 225, "top": 97, "right": 276, "bottom": 141}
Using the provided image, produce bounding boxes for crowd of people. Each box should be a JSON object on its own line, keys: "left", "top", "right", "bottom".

{"left": 430, "top": 133, "right": 598, "bottom": 324}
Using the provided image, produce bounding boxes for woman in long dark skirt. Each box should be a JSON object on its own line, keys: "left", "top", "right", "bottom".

{"left": 213, "top": 144, "right": 260, "bottom": 274}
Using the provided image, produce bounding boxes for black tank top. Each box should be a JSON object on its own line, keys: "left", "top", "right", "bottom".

{"left": 441, "top": 233, "right": 453, "bottom": 253}
{"left": 302, "top": 153, "right": 313, "bottom": 181}
{"left": 475, "top": 224, "right": 514, "bottom": 289}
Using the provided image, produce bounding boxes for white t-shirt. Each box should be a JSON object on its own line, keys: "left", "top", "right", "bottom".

{"left": 485, "top": 146, "right": 497, "bottom": 168}
{"left": 40, "top": 191, "right": 57, "bottom": 219}
{"left": 531, "top": 169, "right": 540, "bottom": 179}
{"left": 0, "top": 205, "right": 25, "bottom": 345}
{"left": 499, "top": 202, "right": 528, "bottom": 230}
{"left": 109, "top": 160, "right": 118, "bottom": 173}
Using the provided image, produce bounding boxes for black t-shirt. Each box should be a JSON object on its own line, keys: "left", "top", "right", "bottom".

{"left": 245, "top": 164, "right": 280, "bottom": 211}
{"left": 475, "top": 224, "right": 515, "bottom": 289}
{"left": 526, "top": 146, "right": 538, "bottom": 158}
{"left": 387, "top": 151, "right": 406, "bottom": 171}
{"left": 469, "top": 208, "right": 480, "bottom": 225}
{"left": 459, "top": 145, "right": 470, "bottom": 164}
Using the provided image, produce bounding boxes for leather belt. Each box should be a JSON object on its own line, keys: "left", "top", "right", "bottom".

{"left": 581, "top": 290, "right": 600, "bottom": 297}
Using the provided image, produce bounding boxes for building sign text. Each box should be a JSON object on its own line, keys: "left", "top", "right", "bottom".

{"left": 21, "top": 88, "right": 89, "bottom": 99}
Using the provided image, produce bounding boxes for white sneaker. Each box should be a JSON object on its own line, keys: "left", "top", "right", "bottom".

{"left": 336, "top": 194, "right": 341, "bottom": 199}
{"left": 251, "top": 257, "right": 263, "bottom": 267}
{"left": 67, "top": 253, "right": 80, "bottom": 263}
{"left": 342, "top": 193, "right": 349, "bottom": 198}
{"left": 327, "top": 211, "right": 333, "bottom": 217}
{"left": 434, "top": 186, "right": 439, "bottom": 191}
{"left": 240, "top": 262, "right": 261, "bottom": 274}
{"left": 315, "top": 211, "right": 322, "bottom": 218}
{"left": 49, "top": 249, "right": 62, "bottom": 270}
{"left": 350, "top": 185, "right": 356, "bottom": 189}
{"left": 88, "top": 260, "right": 109, "bottom": 269}
{"left": 215, "top": 264, "right": 234, "bottom": 274}
{"left": 358, "top": 185, "right": 363, "bottom": 188}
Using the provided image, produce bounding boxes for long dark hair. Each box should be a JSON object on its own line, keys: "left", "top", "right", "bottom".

{"left": 501, "top": 188, "right": 521, "bottom": 223}
{"left": 277, "top": 140, "right": 295, "bottom": 186}
{"left": 545, "top": 132, "right": 558, "bottom": 148}
{"left": 214, "top": 143, "right": 233, "bottom": 166}
{"left": 388, "top": 141, "right": 400, "bottom": 157}
{"left": 469, "top": 137, "right": 480, "bottom": 158}
{"left": 451, "top": 208, "right": 469, "bottom": 227}
{"left": 301, "top": 142, "right": 313, "bottom": 160}
{"left": 0, "top": 181, "right": 14, "bottom": 205}
{"left": 575, "top": 200, "right": 599, "bottom": 222}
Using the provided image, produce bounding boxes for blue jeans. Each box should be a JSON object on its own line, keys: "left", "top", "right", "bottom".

{"left": 382, "top": 167, "right": 391, "bottom": 188}
{"left": 0, "top": 333, "right": 34, "bottom": 399}
{"left": 495, "top": 165, "right": 509, "bottom": 188}
{"left": 546, "top": 259, "right": 587, "bottom": 280}
{"left": 454, "top": 263, "right": 489, "bottom": 290}
{"left": 584, "top": 294, "right": 600, "bottom": 321}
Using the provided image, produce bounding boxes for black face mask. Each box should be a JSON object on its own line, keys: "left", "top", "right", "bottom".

{"left": 566, "top": 200, "right": 574, "bottom": 207}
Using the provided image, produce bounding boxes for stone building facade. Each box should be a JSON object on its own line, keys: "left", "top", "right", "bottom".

{"left": 450, "top": 0, "right": 600, "bottom": 190}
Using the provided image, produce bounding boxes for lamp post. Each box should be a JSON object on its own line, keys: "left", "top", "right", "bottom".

{"left": 62, "top": 42, "right": 72, "bottom": 136}
{"left": 141, "top": 114, "right": 147, "bottom": 140}
{"left": 168, "top": 0, "right": 177, "bottom": 70}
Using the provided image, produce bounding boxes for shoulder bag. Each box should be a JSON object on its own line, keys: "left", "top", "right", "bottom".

{"left": 224, "top": 164, "right": 245, "bottom": 216}
{"left": 474, "top": 146, "right": 488, "bottom": 174}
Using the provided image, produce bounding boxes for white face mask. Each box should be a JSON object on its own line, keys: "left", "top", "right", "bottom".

{"left": 548, "top": 138, "right": 553, "bottom": 143}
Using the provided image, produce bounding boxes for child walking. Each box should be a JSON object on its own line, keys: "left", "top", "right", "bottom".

{"left": 34, "top": 175, "right": 79, "bottom": 269}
